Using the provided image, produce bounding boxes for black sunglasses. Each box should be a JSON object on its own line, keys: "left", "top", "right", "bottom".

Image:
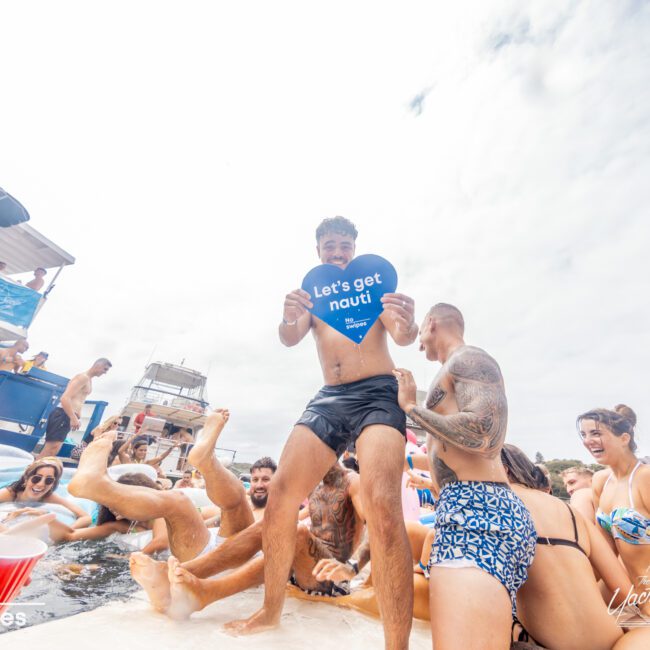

{"left": 29, "top": 474, "right": 56, "bottom": 486}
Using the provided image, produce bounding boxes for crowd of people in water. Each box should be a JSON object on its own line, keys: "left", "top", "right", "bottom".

{"left": 2, "top": 216, "right": 649, "bottom": 650}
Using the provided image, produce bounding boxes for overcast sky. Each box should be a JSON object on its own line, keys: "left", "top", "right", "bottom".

{"left": 1, "top": 1, "right": 648, "bottom": 463}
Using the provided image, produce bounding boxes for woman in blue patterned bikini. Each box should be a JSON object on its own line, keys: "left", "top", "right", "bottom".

{"left": 580, "top": 404, "right": 650, "bottom": 619}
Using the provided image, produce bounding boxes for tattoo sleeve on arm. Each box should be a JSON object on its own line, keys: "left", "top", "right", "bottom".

{"left": 409, "top": 348, "right": 507, "bottom": 457}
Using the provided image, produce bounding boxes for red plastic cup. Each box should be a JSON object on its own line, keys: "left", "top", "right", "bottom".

{"left": 0, "top": 535, "right": 47, "bottom": 614}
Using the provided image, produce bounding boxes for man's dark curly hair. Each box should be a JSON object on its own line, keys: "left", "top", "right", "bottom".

{"left": 315, "top": 216, "right": 358, "bottom": 243}
{"left": 250, "top": 456, "right": 277, "bottom": 474}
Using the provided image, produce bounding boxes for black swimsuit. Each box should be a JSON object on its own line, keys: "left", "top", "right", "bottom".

{"left": 513, "top": 503, "right": 586, "bottom": 645}
{"left": 536, "top": 502, "right": 587, "bottom": 556}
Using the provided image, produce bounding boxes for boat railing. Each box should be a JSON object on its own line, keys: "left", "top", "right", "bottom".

{"left": 0, "top": 368, "right": 107, "bottom": 457}
{"left": 128, "top": 386, "right": 207, "bottom": 413}
{"left": 134, "top": 435, "right": 235, "bottom": 478}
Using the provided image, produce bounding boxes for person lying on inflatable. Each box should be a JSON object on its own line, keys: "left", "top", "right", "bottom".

{"left": 0, "top": 458, "right": 91, "bottom": 529}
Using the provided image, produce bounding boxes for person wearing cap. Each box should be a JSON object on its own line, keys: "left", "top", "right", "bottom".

{"left": 26, "top": 267, "right": 47, "bottom": 292}
{"left": 22, "top": 351, "right": 49, "bottom": 373}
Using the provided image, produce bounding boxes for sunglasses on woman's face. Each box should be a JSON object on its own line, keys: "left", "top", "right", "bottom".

{"left": 29, "top": 474, "right": 56, "bottom": 486}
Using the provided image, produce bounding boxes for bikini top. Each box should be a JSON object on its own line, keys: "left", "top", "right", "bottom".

{"left": 596, "top": 462, "right": 650, "bottom": 545}
{"left": 537, "top": 502, "right": 587, "bottom": 557}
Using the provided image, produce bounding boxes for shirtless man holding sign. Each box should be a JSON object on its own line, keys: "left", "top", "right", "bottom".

{"left": 226, "top": 216, "right": 417, "bottom": 650}
{"left": 394, "top": 303, "right": 536, "bottom": 650}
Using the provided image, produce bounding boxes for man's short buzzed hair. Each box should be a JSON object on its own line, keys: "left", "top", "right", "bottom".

{"left": 250, "top": 457, "right": 278, "bottom": 474}
{"left": 94, "top": 357, "right": 112, "bottom": 367}
{"left": 429, "top": 303, "right": 465, "bottom": 334}
{"left": 315, "top": 216, "right": 358, "bottom": 243}
{"left": 560, "top": 466, "right": 594, "bottom": 479}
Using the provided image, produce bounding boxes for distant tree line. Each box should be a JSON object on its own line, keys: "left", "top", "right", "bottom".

{"left": 535, "top": 452, "right": 604, "bottom": 499}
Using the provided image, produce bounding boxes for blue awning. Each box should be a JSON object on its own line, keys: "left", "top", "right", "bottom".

{"left": 0, "top": 188, "right": 30, "bottom": 228}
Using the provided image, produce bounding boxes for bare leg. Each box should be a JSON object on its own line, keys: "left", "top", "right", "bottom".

{"left": 224, "top": 425, "right": 336, "bottom": 635}
{"left": 405, "top": 520, "right": 429, "bottom": 562}
{"left": 182, "top": 519, "right": 263, "bottom": 578}
{"left": 130, "top": 552, "right": 171, "bottom": 612}
{"left": 356, "top": 425, "right": 412, "bottom": 650}
{"left": 188, "top": 410, "right": 254, "bottom": 537}
{"left": 68, "top": 434, "right": 209, "bottom": 561}
{"left": 166, "top": 554, "right": 265, "bottom": 620}
{"left": 429, "top": 566, "right": 511, "bottom": 650}
{"left": 35, "top": 441, "right": 63, "bottom": 459}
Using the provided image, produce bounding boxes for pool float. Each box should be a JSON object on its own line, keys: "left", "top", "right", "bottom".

{"left": 0, "top": 445, "right": 33, "bottom": 471}
{"left": 108, "top": 529, "right": 153, "bottom": 552}
{"left": 401, "top": 473, "right": 421, "bottom": 521}
{"left": 107, "top": 463, "right": 158, "bottom": 482}
{"left": 419, "top": 511, "right": 437, "bottom": 528}
{"left": 0, "top": 501, "right": 77, "bottom": 528}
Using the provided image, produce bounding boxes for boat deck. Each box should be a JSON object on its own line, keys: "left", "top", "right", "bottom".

{"left": 4, "top": 587, "right": 431, "bottom": 649}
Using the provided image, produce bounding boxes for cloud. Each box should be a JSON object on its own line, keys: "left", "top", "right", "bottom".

{"left": 2, "top": 1, "right": 648, "bottom": 463}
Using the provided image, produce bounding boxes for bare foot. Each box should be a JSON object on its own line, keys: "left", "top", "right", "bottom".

{"left": 167, "top": 556, "right": 206, "bottom": 620}
{"left": 130, "top": 552, "right": 171, "bottom": 613}
{"left": 187, "top": 409, "right": 229, "bottom": 469}
{"left": 94, "top": 428, "right": 118, "bottom": 442}
{"left": 67, "top": 433, "right": 115, "bottom": 498}
{"left": 223, "top": 607, "right": 280, "bottom": 636}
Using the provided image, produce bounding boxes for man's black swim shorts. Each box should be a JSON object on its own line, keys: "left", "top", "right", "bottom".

{"left": 45, "top": 407, "right": 71, "bottom": 443}
{"left": 295, "top": 374, "right": 406, "bottom": 455}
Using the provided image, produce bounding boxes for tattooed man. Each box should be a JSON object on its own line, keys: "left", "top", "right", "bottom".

{"left": 226, "top": 216, "right": 416, "bottom": 649}
{"left": 132, "top": 462, "right": 366, "bottom": 619}
{"left": 394, "top": 303, "right": 536, "bottom": 650}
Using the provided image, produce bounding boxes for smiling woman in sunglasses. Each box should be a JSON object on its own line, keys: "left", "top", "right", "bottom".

{"left": 0, "top": 457, "right": 91, "bottom": 528}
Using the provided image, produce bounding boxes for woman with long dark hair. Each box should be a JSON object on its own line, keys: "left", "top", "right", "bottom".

{"left": 579, "top": 404, "right": 650, "bottom": 617}
{"left": 0, "top": 457, "right": 90, "bottom": 528}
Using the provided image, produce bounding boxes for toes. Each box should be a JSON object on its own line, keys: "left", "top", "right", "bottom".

{"left": 167, "top": 557, "right": 181, "bottom": 582}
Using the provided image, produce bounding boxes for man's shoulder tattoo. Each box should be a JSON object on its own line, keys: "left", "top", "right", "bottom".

{"left": 449, "top": 347, "right": 502, "bottom": 384}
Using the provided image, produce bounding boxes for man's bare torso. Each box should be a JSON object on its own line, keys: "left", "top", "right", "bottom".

{"left": 66, "top": 373, "right": 92, "bottom": 415}
{"left": 311, "top": 314, "right": 395, "bottom": 385}
{"left": 425, "top": 345, "right": 509, "bottom": 488}
{"left": 308, "top": 470, "right": 363, "bottom": 563}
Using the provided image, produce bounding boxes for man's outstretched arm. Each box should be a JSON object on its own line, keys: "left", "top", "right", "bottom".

{"left": 279, "top": 289, "right": 312, "bottom": 347}
{"left": 394, "top": 350, "right": 507, "bottom": 457}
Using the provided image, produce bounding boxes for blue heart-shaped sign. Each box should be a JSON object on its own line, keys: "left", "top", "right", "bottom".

{"left": 301, "top": 254, "right": 398, "bottom": 343}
